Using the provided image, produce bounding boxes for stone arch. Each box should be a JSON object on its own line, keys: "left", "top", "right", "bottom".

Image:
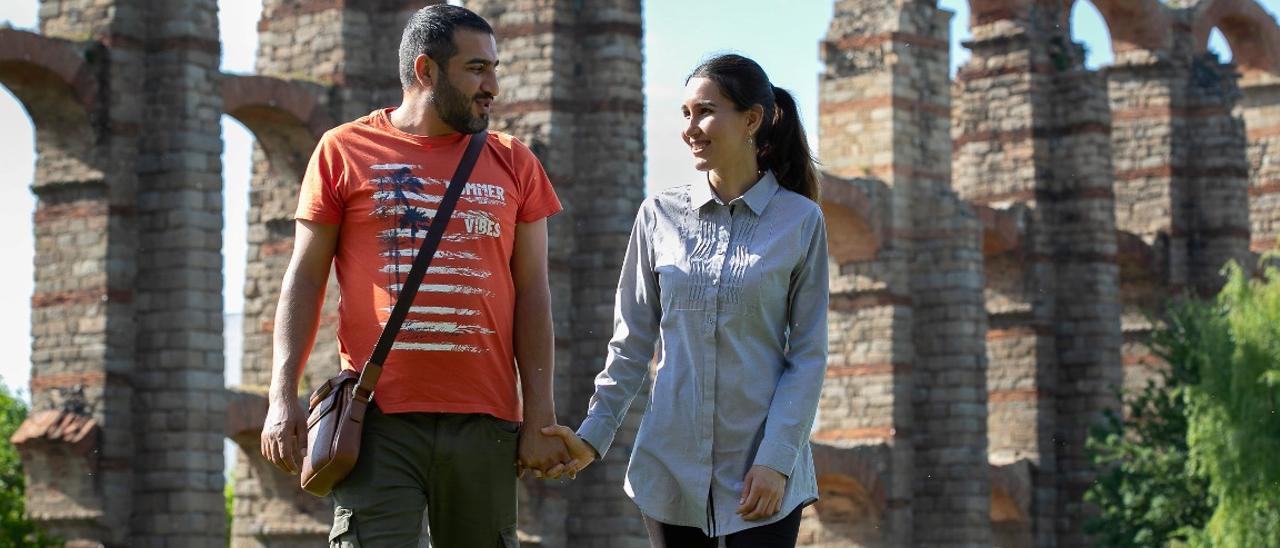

{"left": 812, "top": 443, "right": 888, "bottom": 544}
{"left": 220, "top": 73, "right": 338, "bottom": 391}
{"left": 0, "top": 29, "right": 102, "bottom": 188}
{"left": 221, "top": 74, "right": 340, "bottom": 542}
{"left": 1191, "top": 0, "right": 1280, "bottom": 77}
{"left": 1068, "top": 0, "right": 1171, "bottom": 54}
{"left": 820, "top": 172, "right": 883, "bottom": 264}
{"left": 222, "top": 74, "right": 335, "bottom": 178}
{"left": 0, "top": 29, "right": 98, "bottom": 114}
{"left": 990, "top": 461, "right": 1033, "bottom": 546}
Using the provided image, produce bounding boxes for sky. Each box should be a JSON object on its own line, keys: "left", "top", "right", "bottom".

{"left": 0, "top": 0, "right": 1262, "bottom": 395}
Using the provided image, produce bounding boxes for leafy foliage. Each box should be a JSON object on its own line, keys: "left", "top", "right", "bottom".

{"left": 1183, "top": 263, "right": 1280, "bottom": 547}
{"left": 1085, "top": 300, "right": 1214, "bottom": 547}
{"left": 1086, "top": 261, "right": 1280, "bottom": 547}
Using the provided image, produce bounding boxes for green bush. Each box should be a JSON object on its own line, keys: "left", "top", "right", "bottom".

{"left": 1085, "top": 300, "right": 1214, "bottom": 547}
{"left": 1086, "top": 261, "right": 1280, "bottom": 547}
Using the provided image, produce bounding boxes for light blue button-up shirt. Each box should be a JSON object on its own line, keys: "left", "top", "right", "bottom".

{"left": 577, "top": 171, "right": 830, "bottom": 536}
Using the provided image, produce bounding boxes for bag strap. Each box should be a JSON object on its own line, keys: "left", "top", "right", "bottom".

{"left": 353, "top": 130, "right": 488, "bottom": 403}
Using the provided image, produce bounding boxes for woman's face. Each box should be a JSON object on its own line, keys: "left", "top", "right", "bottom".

{"left": 681, "top": 77, "right": 757, "bottom": 172}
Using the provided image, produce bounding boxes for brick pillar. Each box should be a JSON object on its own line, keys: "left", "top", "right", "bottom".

{"left": 1107, "top": 37, "right": 1251, "bottom": 295}
{"left": 1240, "top": 73, "right": 1280, "bottom": 254}
{"left": 954, "top": 3, "right": 1122, "bottom": 546}
{"left": 565, "top": 3, "right": 646, "bottom": 546}
{"left": 127, "top": 0, "right": 229, "bottom": 544}
{"left": 820, "top": 1, "right": 990, "bottom": 546}
{"left": 8, "top": 3, "right": 143, "bottom": 545}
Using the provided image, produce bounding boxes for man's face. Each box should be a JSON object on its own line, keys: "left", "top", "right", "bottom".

{"left": 431, "top": 29, "right": 499, "bottom": 134}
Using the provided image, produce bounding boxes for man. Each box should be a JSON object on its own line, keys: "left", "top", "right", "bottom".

{"left": 260, "top": 5, "right": 569, "bottom": 546}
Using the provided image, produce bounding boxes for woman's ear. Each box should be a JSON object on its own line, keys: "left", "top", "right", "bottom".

{"left": 746, "top": 103, "right": 765, "bottom": 136}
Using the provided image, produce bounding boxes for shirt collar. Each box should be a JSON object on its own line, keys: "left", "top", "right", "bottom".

{"left": 687, "top": 171, "right": 780, "bottom": 215}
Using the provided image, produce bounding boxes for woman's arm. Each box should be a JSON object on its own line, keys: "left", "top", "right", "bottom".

{"left": 574, "top": 203, "right": 663, "bottom": 460}
{"left": 754, "top": 210, "right": 830, "bottom": 477}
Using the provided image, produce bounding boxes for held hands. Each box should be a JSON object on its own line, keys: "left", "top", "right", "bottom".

{"left": 737, "top": 465, "right": 787, "bottom": 521}
{"left": 517, "top": 421, "right": 572, "bottom": 479}
{"left": 261, "top": 398, "right": 307, "bottom": 474}
{"left": 538, "top": 425, "right": 598, "bottom": 479}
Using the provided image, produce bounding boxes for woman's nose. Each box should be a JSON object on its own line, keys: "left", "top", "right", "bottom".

{"left": 683, "top": 118, "right": 699, "bottom": 141}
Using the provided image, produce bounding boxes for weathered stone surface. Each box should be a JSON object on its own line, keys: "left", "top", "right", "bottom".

{"left": 5, "top": 0, "right": 1276, "bottom": 546}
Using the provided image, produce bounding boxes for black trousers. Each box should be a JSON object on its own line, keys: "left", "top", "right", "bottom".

{"left": 644, "top": 505, "right": 803, "bottom": 548}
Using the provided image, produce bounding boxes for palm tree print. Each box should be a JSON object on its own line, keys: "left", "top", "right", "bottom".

{"left": 376, "top": 166, "right": 430, "bottom": 299}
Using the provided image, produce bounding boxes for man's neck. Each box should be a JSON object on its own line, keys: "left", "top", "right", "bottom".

{"left": 389, "top": 93, "right": 458, "bottom": 137}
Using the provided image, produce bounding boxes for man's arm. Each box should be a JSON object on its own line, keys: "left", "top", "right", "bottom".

{"left": 261, "top": 219, "right": 339, "bottom": 474}
{"left": 511, "top": 218, "right": 569, "bottom": 476}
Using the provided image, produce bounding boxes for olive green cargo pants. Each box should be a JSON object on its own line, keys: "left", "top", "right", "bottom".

{"left": 329, "top": 405, "right": 520, "bottom": 547}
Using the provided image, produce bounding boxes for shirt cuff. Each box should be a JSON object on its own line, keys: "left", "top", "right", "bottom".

{"left": 753, "top": 441, "right": 799, "bottom": 478}
{"left": 576, "top": 415, "right": 617, "bottom": 460}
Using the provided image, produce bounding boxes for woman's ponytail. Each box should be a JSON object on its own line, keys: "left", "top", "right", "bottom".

{"left": 761, "top": 85, "right": 820, "bottom": 202}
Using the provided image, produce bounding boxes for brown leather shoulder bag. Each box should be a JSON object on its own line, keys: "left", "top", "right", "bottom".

{"left": 300, "top": 130, "right": 488, "bottom": 497}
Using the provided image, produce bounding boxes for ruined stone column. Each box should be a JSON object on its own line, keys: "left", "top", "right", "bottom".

{"left": 127, "top": 0, "right": 229, "bottom": 544}
{"left": 819, "top": 1, "right": 989, "bottom": 546}
{"left": 9, "top": 1, "right": 145, "bottom": 545}
{"left": 954, "top": 2, "right": 1122, "bottom": 545}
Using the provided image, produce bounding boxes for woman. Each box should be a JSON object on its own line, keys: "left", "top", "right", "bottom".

{"left": 543, "top": 53, "right": 829, "bottom": 547}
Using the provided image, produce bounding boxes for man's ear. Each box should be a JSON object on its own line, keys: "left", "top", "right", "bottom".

{"left": 414, "top": 53, "right": 434, "bottom": 89}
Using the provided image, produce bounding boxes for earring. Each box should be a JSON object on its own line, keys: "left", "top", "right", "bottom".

{"left": 747, "top": 135, "right": 754, "bottom": 146}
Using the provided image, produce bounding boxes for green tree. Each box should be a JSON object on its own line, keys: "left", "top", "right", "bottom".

{"left": 1085, "top": 301, "right": 1215, "bottom": 547}
{"left": 0, "top": 384, "right": 58, "bottom": 546}
{"left": 1184, "top": 262, "right": 1280, "bottom": 547}
{"left": 1087, "top": 261, "right": 1280, "bottom": 547}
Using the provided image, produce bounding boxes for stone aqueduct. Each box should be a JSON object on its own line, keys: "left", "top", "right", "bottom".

{"left": 2, "top": 0, "right": 1278, "bottom": 546}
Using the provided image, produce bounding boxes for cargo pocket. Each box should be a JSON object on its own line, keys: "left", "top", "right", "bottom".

{"left": 497, "top": 525, "right": 519, "bottom": 548}
{"left": 329, "top": 507, "right": 359, "bottom": 547}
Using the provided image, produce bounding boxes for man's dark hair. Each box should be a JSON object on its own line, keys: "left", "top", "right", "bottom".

{"left": 398, "top": 5, "right": 494, "bottom": 89}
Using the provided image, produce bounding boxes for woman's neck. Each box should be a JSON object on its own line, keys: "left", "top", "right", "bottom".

{"left": 707, "top": 157, "right": 762, "bottom": 202}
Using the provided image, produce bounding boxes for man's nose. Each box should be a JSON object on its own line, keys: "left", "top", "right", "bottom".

{"left": 483, "top": 71, "right": 499, "bottom": 97}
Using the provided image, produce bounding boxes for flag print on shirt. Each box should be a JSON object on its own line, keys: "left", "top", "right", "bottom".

{"left": 369, "top": 163, "right": 506, "bottom": 354}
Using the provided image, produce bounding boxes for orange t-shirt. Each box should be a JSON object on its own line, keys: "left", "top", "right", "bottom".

{"left": 295, "top": 108, "right": 562, "bottom": 422}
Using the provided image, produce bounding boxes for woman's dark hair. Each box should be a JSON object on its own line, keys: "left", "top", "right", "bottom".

{"left": 399, "top": 5, "right": 494, "bottom": 89}
{"left": 688, "top": 54, "right": 820, "bottom": 202}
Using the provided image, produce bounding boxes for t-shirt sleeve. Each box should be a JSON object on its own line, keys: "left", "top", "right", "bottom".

{"left": 510, "top": 137, "right": 563, "bottom": 223}
{"left": 294, "top": 131, "right": 346, "bottom": 224}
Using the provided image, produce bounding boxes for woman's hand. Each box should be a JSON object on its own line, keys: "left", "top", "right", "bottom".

{"left": 737, "top": 465, "right": 787, "bottom": 521}
{"left": 539, "top": 425, "right": 598, "bottom": 479}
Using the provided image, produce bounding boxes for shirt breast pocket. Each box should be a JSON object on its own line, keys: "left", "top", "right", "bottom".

{"left": 654, "top": 250, "right": 706, "bottom": 312}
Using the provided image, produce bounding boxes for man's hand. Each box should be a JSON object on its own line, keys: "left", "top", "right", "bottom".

{"left": 737, "top": 465, "right": 787, "bottom": 521}
{"left": 539, "top": 425, "right": 597, "bottom": 479}
{"left": 517, "top": 422, "right": 570, "bottom": 479}
{"left": 261, "top": 398, "right": 307, "bottom": 474}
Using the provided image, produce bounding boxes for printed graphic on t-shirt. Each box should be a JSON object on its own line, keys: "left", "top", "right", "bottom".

{"left": 369, "top": 163, "right": 505, "bottom": 354}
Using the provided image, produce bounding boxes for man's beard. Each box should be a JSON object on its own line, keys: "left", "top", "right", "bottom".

{"left": 432, "top": 71, "right": 490, "bottom": 134}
